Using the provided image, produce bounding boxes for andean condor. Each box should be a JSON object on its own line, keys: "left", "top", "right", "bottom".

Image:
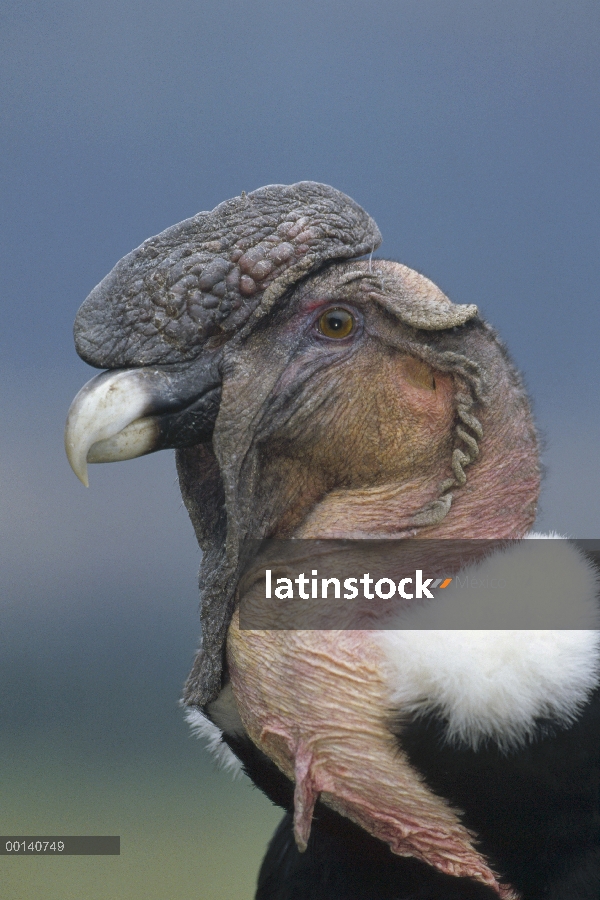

{"left": 66, "top": 182, "right": 600, "bottom": 899}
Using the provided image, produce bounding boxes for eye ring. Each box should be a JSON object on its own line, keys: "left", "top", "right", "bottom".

{"left": 317, "top": 307, "right": 356, "bottom": 339}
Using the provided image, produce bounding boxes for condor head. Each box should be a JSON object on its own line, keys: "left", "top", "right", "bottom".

{"left": 66, "top": 181, "right": 539, "bottom": 709}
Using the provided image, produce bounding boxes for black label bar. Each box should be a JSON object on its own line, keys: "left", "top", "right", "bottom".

{"left": 1, "top": 837, "right": 120, "bottom": 855}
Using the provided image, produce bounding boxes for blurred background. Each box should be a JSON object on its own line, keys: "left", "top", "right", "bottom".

{"left": 1, "top": 2, "right": 599, "bottom": 898}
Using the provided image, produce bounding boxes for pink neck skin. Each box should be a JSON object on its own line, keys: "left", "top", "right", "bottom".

{"left": 293, "top": 379, "right": 539, "bottom": 542}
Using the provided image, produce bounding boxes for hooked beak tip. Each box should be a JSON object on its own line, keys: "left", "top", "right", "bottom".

{"left": 64, "top": 431, "right": 90, "bottom": 486}
{"left": 64, "top": 367, "right": 157, "bottom": 488}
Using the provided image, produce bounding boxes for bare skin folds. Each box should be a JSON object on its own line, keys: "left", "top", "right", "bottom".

{"left": 222, "top": 260, "right": 537, "bottom": 898}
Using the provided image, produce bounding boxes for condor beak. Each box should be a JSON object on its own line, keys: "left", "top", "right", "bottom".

{"left": 65, "top": 355, "right": 221, "bottom": 486}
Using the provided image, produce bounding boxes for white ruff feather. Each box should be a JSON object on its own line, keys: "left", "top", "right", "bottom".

{"left": 377, "top": 536, "right": 600, "bottom": 750}
{"left": 184, "top": 707, "right": 243, "bottom": 777}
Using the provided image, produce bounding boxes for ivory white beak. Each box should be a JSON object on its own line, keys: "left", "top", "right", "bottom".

{"left": 65, "top": 369, "right": 164, "bottom": 486}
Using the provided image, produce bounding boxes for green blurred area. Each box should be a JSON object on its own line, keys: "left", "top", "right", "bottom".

{"left": 0, "top": 558, "right": 282, "bottom": 900}
{"left": 1, "top": 735, "right": 281, "bottom": 900}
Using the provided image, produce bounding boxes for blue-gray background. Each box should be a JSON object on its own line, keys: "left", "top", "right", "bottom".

{"left": 1, "top": 2, "right": 599, "bottom": 897}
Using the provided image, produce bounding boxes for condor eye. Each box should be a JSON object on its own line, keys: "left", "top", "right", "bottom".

{"left": 317, "top": 307, "right": 355, "bottom": 339}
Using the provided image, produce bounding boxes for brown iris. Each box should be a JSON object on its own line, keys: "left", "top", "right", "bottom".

{"left": 318, "top": 307, "right": 355, "bottom": 339}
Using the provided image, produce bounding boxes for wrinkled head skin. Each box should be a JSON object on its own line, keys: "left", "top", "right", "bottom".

{"left": 66, "top": 181, "right": 539, "bottom": 705}
{"left": 66, "top": 183, "right": 539, "bottom": 893}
